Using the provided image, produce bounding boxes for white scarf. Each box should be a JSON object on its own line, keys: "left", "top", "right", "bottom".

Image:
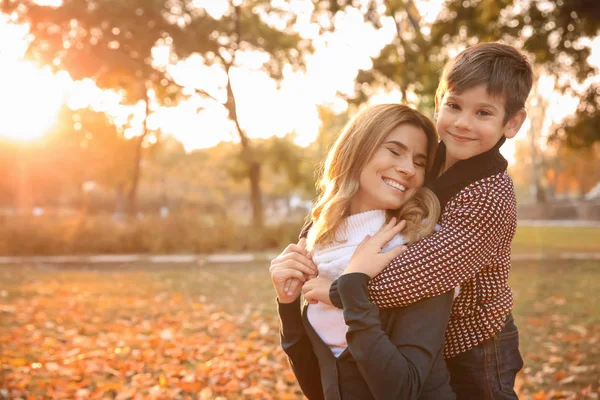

{"left": 307, "top": 210, "right": 406, "bottom": 357}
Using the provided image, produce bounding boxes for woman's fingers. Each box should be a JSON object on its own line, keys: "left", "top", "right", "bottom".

{"left": 281, "top": 243, "right": 308, "bottom": 256}
{"left": 384, "top": 244, "right": 408, "bottom": 263}
{"left": 274, "top": 251, "right": 317, "bottom": 274}
{"left": 372, "top": 219, "right": 406, "bottom": 250}
{"left": 283, "top": 237, "right": 311, "bottom": 258}
{"left": 286, "top": 278, "right": 301, "bottom": 296}
{"left": 284, "top": 278, "right": 292, "bottom": 293}
{"left": 297, "top": 237, "right": 310, "bottom": 255}
{"left": 283, "top": 259, "right": 316, "bottom": 276}
{"left": 302, "top": 278, "right": 333, "bottom": 305}
{"left": 271, "top": 256, "right": 317, "bottom": 277}
{"left": 273, "top": 268, "right": 305, "bottom": 283}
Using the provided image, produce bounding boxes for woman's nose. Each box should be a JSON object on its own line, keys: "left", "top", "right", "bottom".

{"left": 396, "top": 159, "right": 415, "bottom": 177}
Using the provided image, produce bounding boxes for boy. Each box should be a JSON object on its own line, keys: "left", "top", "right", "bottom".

{"left": 316, "top": 42, "right": 533, "bottom": 399}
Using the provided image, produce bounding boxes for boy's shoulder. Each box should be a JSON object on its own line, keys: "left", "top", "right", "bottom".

{"left": 450, "top": 170, "right": 515, "bottom": 207}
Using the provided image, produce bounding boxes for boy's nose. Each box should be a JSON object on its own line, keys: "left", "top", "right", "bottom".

{"left": 454, "top": 115, "right": 473, "bottom": 131}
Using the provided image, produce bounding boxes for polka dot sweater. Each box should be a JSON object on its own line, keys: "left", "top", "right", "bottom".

{"left": 368, "top": 170, "right": 516, "bottom": 359}
{"left": 369, "top": 138, "right": 516, "bottom": 359}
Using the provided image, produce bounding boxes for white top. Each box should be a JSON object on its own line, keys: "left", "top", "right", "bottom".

{"left": 306, "top": 210, "right": 406, "bottom": 357}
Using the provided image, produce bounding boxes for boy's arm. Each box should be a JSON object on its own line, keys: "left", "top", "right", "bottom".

{"left": 277, "top": 298, "right": 324, "bottom": 400}
{"left": 327, "top": 186, "right": 514, "bottom": 310}
{"left": 339, "top": 273, "right": 454, "bottom": 400}
{"left": 367, "top": 187, "right": 515, "bottom": 308}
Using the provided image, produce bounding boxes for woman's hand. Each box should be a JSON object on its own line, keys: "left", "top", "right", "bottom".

{"left": 343, "top": 218, "right": 408, "bottom": 279}
{"left": 302, "top": 277, "right": 334, "bottom": 306}
{"left": 270, "top": 238, "right": 318, "bottom": 304}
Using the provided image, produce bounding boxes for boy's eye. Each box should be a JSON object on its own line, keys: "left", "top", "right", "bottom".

{"left": 478, "top": 110, "right": 492, "bottom": 116}
{"left": 445, "top": 103, "right": 460, "bottom": 110}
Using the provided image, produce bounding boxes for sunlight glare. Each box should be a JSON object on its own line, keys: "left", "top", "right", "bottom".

{"left": 0, "top": 60, "right": 67, "bottom": 141}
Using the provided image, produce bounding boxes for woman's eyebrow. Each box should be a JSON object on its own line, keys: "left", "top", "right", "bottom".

{"left": 384, "top": 140, "right": 427, "bottom": 160}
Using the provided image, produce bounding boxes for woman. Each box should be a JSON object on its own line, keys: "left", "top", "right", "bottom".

{"left": 269, "top": 104, "right": 455, "bottom": 400}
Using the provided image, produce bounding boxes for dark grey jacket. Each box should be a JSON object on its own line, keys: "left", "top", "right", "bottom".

{"left": 278, "top": 273, "right": 456, "bottom": 400}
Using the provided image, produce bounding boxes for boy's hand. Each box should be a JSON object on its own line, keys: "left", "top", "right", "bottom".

{"left": 302, "top": 276, "right": 334, "bottom": 306}
{"left": 343, "top": 217, "right": 408, "bottom": 279}
{"left": 269, "top": 238, "right": 318, "bottom": 304}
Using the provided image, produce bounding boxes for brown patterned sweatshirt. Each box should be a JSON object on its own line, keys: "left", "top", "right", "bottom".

{"left": 328, "top": 138, "right": 517, "bottom": 359}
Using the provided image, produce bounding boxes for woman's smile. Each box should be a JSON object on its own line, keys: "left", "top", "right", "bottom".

{"left": 382, "top": 178, "right": 407, "bottom": 192}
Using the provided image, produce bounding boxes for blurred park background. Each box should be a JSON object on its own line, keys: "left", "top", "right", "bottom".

{"left": 0, "top": 0, "right": 599, "bottom": 399}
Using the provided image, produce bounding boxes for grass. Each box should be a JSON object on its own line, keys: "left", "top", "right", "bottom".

{"left": 509, "top": 260, "right": 600, "bottom": 399}
{"left": 1, "top": 221, "right": 598, "bottom": 256}
{"left": 512, "top": 226, "right": 600, "bottom": 255}
{"left": 0, "top": 260, "right": 598, "bottom": 399}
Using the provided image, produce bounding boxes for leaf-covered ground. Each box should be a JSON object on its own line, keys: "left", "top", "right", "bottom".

{"left": 1, "top": 260, "right": 598, "bottom": 399}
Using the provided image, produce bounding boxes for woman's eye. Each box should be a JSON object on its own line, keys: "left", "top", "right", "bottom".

{"left": 415, "top": 162, "right": 426, "bottom": 168}
{"left": 388, "top": 148, "right": 400, "bottom": 156}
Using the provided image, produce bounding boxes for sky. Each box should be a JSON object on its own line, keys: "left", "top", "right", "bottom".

{"left": 0, "top": 1, "right": 598, "bottom": 163}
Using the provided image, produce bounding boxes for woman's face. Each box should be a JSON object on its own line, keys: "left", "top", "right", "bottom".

{"left": 349, "top": 123, "right": 428, "bottom": 215}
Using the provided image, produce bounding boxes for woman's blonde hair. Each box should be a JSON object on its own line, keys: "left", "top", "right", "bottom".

{"left": 307, "top": 104, "right": 440, "bottom": 251}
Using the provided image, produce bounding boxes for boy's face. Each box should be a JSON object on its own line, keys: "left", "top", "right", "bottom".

{"left": 435, "top": 84, "right": 526, "bottom": 169}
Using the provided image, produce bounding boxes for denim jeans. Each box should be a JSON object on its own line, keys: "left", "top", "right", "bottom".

{"left": 446, "top": 314, "right": 524, "bottom": 399}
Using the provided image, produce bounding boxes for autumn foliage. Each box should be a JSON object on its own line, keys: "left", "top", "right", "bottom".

{"left": 0, "top": 265, "right": 303, "bottom": 399}
{"left": 1, "top": 260, "right": 598, "bottom": 399}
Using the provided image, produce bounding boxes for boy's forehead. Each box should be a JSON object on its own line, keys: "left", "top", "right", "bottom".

{"left": 445, "top": 85, "right": 507, "bottom": 105}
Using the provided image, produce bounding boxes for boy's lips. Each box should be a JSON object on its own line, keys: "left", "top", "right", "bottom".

{"left": 448, "top": 132, "right": 475, "bottom": 142}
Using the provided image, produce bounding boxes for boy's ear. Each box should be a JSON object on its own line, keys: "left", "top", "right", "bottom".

{"left": 504, "top": 109, "right": 527, "bottom": 139}
{"left": 434, "top": 96, "right": 440, "bottom": 120}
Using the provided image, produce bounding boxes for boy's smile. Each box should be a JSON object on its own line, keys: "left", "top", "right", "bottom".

{"left": 435, "top": 84, "right": 526, "bottom": 172}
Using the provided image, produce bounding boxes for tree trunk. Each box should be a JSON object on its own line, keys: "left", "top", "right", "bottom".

{"left": 222, "top": 58, "right": 264, "bottom": 228}
{"left": 249, "top": 161, "right": 263, "bottom": 228}
{"left": 16, "top": 144, "right": 32, "bottom": 216}
{"left": 126, "top": 95, "right": 150, "bottom": 216}
{"left": 126, "top": 136, "right": 143, "bottom": 216}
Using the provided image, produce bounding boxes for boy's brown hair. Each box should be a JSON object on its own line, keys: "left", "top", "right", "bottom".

{"left": 435, "top": 42, "right": 533, "bottom": 124}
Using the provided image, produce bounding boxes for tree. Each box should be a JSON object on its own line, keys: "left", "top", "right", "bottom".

{"left": 552, "top": 85, "right": 600, "bottom": 148}
{"left": 314, "top": 105, "right": 350, "bottom": 159}
{"left": 7, "top": 0, "right": 183, "bottom": 215}
{"left": 169, "top": 0, "right": 311, "bottom": 227}
{"left": 0, "top": 104, "right": 128, "bottom": 211}
{"left": 432, "top": 0, "right": 600, "bottom": 82}
{"left": 545, "top": 143, "right": 600, "bottom": 198}
{"left": 317, "top": 0, "right": 600, "bottom": 119}
{"left": 312, "top": 0, "right": 442, "bottom": 112}
{"left": 426, "top": 0, "right": 600, "bottom": 150}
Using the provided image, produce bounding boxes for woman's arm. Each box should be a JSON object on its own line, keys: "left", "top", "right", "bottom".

{"left": 338, "top": 273, "right": 454, "bottom": 400}
{"left": 270, "top": 241, "right": 323, "bottom": 399}
{"left": 278, "top": 298, "right": 324, "bottom": 400}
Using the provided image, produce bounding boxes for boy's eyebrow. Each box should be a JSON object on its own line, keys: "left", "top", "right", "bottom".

{"left": 475, "top": 102, "right": 500, "bottom": 112}
{"left": 384, "top": 140, "right": 427, "bottom": 160}
{"left": 445, "top": 95, "right": 501, "bottom": 112}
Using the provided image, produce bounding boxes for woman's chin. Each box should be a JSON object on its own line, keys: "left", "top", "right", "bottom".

{"left": 383, "top": 199, "right": 406, "bottom": 211}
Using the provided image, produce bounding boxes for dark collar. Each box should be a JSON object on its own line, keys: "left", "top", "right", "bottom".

{"left": 426, "top": 137, "right": 508, "bottom": 211}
